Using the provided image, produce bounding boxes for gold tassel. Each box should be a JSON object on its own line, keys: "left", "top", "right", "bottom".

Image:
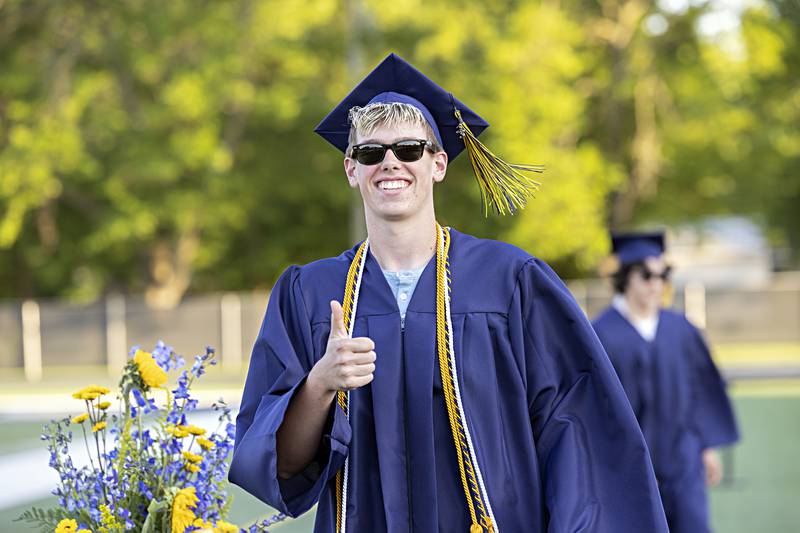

{"left": 455, "top": 108, "right": 544, "bottom": 216}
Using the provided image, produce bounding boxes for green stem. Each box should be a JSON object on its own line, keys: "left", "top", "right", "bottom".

{"left": 80, "top": 424, "right": 96, "bottom": 472}
{"left": 116, "top": 390, "right": 133, "bottom": 518}
{"left": 155, "top": 387, "right": 173, "bottom": 496}
{"left": 93, "top": 428, "right": 109, "bottom": 501}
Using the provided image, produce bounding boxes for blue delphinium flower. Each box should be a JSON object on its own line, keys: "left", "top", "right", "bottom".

{"left": 173, "top": 369, "right": 192, "bottom": 401}
{"left": 23, "top": 343, "right": 245, "bottom": 532}
{"left": 131, "top": 388, "right": 158, "bottom": 416}
{"left": 151, "top": 340, "right": 186, "bottom": 372}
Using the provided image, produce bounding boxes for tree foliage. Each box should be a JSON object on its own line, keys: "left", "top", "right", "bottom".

{"left": 0, "top": 0, "right": 795, "bottom": 301}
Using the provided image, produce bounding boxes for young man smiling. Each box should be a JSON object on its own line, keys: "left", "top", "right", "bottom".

{"left": 229, "top": 54, "right": 668, "bottom": 533}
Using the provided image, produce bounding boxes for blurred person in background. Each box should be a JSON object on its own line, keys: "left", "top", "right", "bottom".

{"left": 592, "top": 231, "right": 740, "bottom": 533}
{"left": 229, "top": 54, "right": 669, "bottom": 532}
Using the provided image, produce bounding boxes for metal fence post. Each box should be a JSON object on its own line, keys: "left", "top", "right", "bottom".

{"left": 684, "top": 280, "right": 707, "bottom": 329}
{"left": 21, "top": 299, "right": 43, "bottom": 383}
{"left": 220, "top": 292, "right": 243, "bottom": 374}
{"left": 106, "top": 293, "right": 128, "bottom": 376}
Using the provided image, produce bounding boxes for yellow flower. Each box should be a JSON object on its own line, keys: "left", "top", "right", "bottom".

{"left": 55, "top": 518, "right": 78, "bottom": 533}
{"left": 98, "top": 401, "right": 111, "bottom": 410}
{"left": 99, "top": 503, "right": 122, "bottom": 531}
{"left": 91, "top": 421, "right": 107, "bottom": 432}
{"left": 185, "top": 424, "right": 206, "bottom": 436}
{"left": 184, "top": 463, "right": 201, "bottom": 473}
{"left": 193, "top": 518, "right": 214, "bottom": 528}
{"left": 197, "top": 437, "right": 215, "bottom": 451}
{"left": 71, "top": 413, "right": 89, "bottom": 424}
{"left": 167, "top": 425, "right": 190, "bottom": 438}
{"left": 214, "top": 521, "right": 239, "bottom": 533}
{"left": 171, "top": 487, "right": 199, "bottom": 533}
{"left": 72, "top": 385, "right": 110, "bottom": 401}
{"left": 182, "top": 450, "right": 202, "bottom": 463}
{"left": 134, "top": 349, "right": 168, "bottom": 388}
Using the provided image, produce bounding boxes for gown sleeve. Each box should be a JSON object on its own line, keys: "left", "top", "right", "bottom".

{"left": 516, "top": 258, "right": 668, "bottom": 532}
{"left": 228, "top": 265, "right": 351, "bottom": 517}
{"left": 684, "top": 318, "right": 740, "bottom": 449}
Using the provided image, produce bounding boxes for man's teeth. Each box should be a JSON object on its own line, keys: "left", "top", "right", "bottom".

{"left": 379, "top": 180, "right": 409, "bottom": 190}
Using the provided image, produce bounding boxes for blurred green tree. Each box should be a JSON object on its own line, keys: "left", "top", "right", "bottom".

{"left": 635, "top": 1, "right": 800, "bottom": 262}
{"left": 0, "top": 0, "right": 796, "bottom": 303}
{"left": 0, "top": 0, "right": 352, "bottom": 304}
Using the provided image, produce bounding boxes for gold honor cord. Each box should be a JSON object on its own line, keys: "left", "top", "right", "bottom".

{"left": 455, "top": 108, "right": 544, "bottom": 217}
{"left": 335, "top": 239, "right": 369, "bottom": 533}
{"left": 335, "top": 225, "right": 496, "bottom": 532}
{"left": 435, "top": 226, "right": 495, "bottom": 533}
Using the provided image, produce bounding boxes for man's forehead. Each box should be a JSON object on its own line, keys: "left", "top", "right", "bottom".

{"left": 356, "top": 122, "right": 428, "bottom": 143}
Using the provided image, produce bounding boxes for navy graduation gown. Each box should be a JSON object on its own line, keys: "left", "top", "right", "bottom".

{"left": 229, "top": 229, "right": 668, "bottom": 532}
{"left": 592, "top": 307, "right": 740, "bottom": 533}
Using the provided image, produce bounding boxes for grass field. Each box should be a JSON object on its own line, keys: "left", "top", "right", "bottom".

{"left": 709, "top": 396, "right": 800, "bottom": 532}
{"left": 2, "top": 394, "right": 798, "bottom": 532}
{"left": 2, "top": 342, "right": 798, "bottom": 531}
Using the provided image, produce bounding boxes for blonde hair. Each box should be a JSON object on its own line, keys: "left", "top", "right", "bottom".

{"left": 347, "top": 102, "right": 442, "bottom": 155}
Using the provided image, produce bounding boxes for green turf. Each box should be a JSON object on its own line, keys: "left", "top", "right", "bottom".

{"left": 0, "top": 417, "right": 51, "bottom": 455}
{"left": 709, "top": 396, "right": 800, "bottom": 532}
{"left": 1, "top": 496, "right": 58, "bottom": 531}
{"left": 2, "top": 396, "right": 798, "bottom": 532}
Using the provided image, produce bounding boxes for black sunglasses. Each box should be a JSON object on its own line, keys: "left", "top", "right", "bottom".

{"left": 640, "top": 265, "right": 672, "bottom": 281}
{"left": 350, "top": 139, "right": 435, "bottom": 165}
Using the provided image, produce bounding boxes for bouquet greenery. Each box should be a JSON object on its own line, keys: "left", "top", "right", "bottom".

{"left": 17, "top": 342, "right": 286, "bottom": 533}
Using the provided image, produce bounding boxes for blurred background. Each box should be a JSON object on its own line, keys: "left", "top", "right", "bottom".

{"left": 0, "top": 0, "right": 798, "bottom": 531}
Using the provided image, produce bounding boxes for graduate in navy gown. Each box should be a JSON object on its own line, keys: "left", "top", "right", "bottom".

{"left": 229, "top": 53, "right": 668, "bottom": 533}
{"left": 592, "top": 232, "right": 740, "bottom": 533}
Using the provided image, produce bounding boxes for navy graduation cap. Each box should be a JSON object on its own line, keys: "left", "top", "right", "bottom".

{"left": 315, "top": 53, "right": 544, "bottom": 216}
{"left": 315, "top": 53, "right": 487, "bottom": 162}
{"left": 611, "top": 231, "right": 666, "bottom": 265}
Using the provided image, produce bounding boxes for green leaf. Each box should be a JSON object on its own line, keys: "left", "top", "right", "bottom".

{"left": 141, "top": 498, "right": 170, "bottom": 533}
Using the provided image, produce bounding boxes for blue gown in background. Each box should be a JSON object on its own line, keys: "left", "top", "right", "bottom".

{"left": 229, "top": 229, "right": 669, "bottom": 532}
{"left": 592, "top": 307, "right": 740, "bottom": 533}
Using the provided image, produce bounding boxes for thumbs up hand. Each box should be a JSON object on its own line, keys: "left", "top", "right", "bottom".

{"left": 328, "top": 299, "right": 349, "bottom": 341}
{"left": 307, "top": 300, "right": 377, "bottom": 394}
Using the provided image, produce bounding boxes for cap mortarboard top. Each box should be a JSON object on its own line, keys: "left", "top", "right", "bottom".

{"left": 611, "top": 232, "right": 666, "bottom": 265}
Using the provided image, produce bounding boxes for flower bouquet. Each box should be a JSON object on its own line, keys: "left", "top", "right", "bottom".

{"left": 16, "top": 342, "right": 286, "bottom": 533}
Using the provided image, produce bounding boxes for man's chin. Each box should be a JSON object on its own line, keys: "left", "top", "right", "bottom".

{"left": 368, "top": 202, "right": 414, "bottom": 220}
{"left": 380, "top": 210, "right": 413, "bottom": 222}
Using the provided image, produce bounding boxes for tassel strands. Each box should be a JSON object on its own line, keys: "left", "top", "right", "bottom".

{"left": 455, "top": 108, "right": 544, "bottom": 217}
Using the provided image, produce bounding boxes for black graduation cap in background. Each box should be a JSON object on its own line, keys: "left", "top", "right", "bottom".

{"left": 611, "top": 231, "right": 666, "bottom": 265}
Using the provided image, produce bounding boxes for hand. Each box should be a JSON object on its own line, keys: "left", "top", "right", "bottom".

{"left": 702, "top": 448, "right": 723, "bottom": 487}
{"left": 307, "top": 300, "right": 376, "bottom": 395}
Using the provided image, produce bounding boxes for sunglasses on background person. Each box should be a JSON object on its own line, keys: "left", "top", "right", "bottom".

{"left": 638, "top": 265, "right": 672, "bottom": 282}
{"left": 350, "top": 139, "right": 435, "bottom": 165}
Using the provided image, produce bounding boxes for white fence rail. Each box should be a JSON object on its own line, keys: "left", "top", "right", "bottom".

{"left": 1, "top": 274, "right": 799, "bottom": 382}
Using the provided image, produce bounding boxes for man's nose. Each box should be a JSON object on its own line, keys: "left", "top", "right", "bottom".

{"left": 381, "top": 148, "right": 402, "bottom": 170}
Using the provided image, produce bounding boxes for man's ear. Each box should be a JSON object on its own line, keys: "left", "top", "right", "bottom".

{"left": 432, "top": 151, "right": 448, "bottom": 183}
{"left": 343, "top": 157, "right": 359, "bottom": 188}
